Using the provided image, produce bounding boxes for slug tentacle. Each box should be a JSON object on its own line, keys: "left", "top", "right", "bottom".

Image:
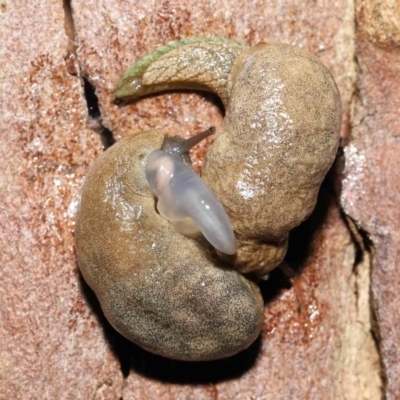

{"left": 115, "top": 37, "right": 249, "bottom": 105}
{"left": 145, "top": 128, "right": 237, "bottom": 255}
{"left": 161, "top": 126, "right": 215, "bottom": 165}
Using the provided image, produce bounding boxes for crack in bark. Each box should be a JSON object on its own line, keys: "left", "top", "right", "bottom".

{"left": 340, "top": 19, "right": 385, "bottom": 392}
{"left": 62, "top": 0, "right": 115, "bottom": 150}
{"left": 341, "top": 212, "right": 384, "bottom": 397}
{"left": 63, "top": 0, "right": 77, "bottom": 62}
{"left": 82, "top": 76, "right": 116, "bottom": 149}
{"left": 342, "top": 214, "right": 372, "bottom": 268}
{"left": 61, "top": 0, "right": 125, "bottom": 394}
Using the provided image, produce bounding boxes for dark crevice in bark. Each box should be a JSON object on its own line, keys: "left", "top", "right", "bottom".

{"left": 339, "top": 10, "right": 385, "bottom": 392}
{"left": 341, "top": 211, "right": 385, "bottom": 395}
{"left": 62, "top": 0, "right": 115, "bottom": 150}
{"left": 342, "top": 213, "right": 373, "bottom": 273}
{"left": 338, "top": 101, "right": 383, "bottom": 392}
{"left": 81, "top": 77, "right": 116, "bottom": 149}
{"left": 341, "top": 213, "right": 371, "bottom": 336}
{"left": 62, "top": 0, "right": 124, "bottom": 389}
{"left": 370, "top": 310, "right": 387, "bottom": 397}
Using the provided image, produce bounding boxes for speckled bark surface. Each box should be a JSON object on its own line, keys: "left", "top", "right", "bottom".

{"left": 0, "top": 1, "right": 122, "bottom": 399}
{"left": 341, "top": 1, "right": 400, "bottom": 398}
{"left": 2, "top": 0, "right": 398, "bottom": 398}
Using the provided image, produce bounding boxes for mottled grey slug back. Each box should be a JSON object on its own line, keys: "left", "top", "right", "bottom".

{"left": 203, "top": 44, "right": 342, "bottom": 241}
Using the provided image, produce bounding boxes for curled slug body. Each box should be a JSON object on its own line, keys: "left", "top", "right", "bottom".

{"left": 75, "top": 131, "right": 263, "bottom": 361}
{"left": 116, "top": 38, "right": 342, "bottom": 276}
{"left": 76, "top": 37, "right": 342, "bottom": 361}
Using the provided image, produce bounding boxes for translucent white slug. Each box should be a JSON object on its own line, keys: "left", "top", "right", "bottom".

{"left": 145, "top": 128, "right": 237, "bottom": 255}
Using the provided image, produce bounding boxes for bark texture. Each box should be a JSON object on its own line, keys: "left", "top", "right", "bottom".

{"left": 2, "top": 0, "right": 399, "bottom": 398}
{"left": 341, "top": 1, "right": 400, "bottom": 398}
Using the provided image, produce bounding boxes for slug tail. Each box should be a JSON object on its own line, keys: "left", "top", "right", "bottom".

{"left": 115, "top": 37, "right": 249, "bottom": 104}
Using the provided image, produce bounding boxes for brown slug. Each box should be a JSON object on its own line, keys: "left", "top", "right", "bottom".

{"left": 76, "top": 37, "right": 342, "bottom": 361}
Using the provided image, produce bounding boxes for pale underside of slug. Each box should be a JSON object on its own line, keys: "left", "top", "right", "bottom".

{"left": 114, "top": 38, "right": 342, "bottom": 277}
{"left": 75, "top": 131, "right": 264, "bottom": 361}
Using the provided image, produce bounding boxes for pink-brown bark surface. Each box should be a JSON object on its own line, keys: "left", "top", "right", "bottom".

{"left": 1, "top": 0, "right": 398, "bottom": 398}
{"left": 341, "top": 2, "right": 400, "bottom": 398}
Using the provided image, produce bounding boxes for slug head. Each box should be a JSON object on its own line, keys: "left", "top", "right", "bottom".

{"left": 145, "top": 128, "right": 237, "bottom": 255}
{"left": 161, "top": 126, "right": 215, "bottom": 165}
